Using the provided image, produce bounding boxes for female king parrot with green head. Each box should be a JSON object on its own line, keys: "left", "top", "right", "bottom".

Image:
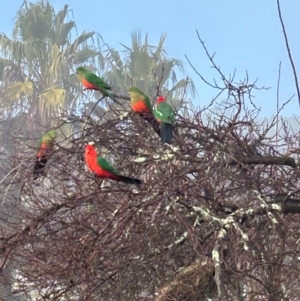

{"left": 33, "top": 129, "right": 57, "bottom": 179}
{"left": 76, "top": 67, "right": 120, "bottom": 104}
{"left": 128, "top": 86, "right": 153, "bottom": 114}
{"left": 128, "top": 86, "right": 164, "bottom": 138}
{"left": 154, "top": 96, "right": 174, "bottom": 144}
{"left": 85, "top": 142, "right": 142, "bottom": 185}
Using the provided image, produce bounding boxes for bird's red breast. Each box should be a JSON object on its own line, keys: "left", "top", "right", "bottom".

{"left": 131, "top": 100, "right": 151, "bottom": 113}
{"left": 81, "top": 78, "right": 99, "bottom": 90}
{"left": 85, "top": 145, "right": 117, "bottom": 179}
{"left": 37, "top": 143, "right": 52, "bottom": 158}
{"left": 85, "top": 145, "right": 99, "bottom": 173}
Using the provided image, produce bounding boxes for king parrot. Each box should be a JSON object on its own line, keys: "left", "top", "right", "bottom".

{"left": 76, "top": 67, "right": 120, "bottom": 104}
{"left": 33, "top": 129, "right": 57, "bottom": 179}
{"left": 128, "top": 86, "right": 153, "bottom": 114}
{"left": 154, "top": 96, "right": 174, "bottom": 144}
{"left": 85, "top": 142, "right": 142, "bottom": 185}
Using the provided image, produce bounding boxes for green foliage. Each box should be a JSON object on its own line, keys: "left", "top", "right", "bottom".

{"left": 0, "top": 58, "right": 11, "bottom": 78}
{"left": 14, "top": 0, "right": 53, "bottom": 42}
{"left": 0, "top": 1, "right": 101, "bottom": 128}
{"left": 106, "top": 30, "right": 196, "bottom": 109}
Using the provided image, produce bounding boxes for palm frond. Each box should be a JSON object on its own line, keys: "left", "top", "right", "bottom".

{"left": 70, "top": 31, "right": 95, "bottom": 54}
{"left": 56, "top": 21, "right": 75, "bottom": 46}
{"left": 105, "top": 31, "right": 197, "bottom": 101}
{"left": 40, "top": 87, "right": 65, "bottom": 103}
{"left": 6, "top": 80, "right": 33, "bottom": 100}
{"left": 74, "top": 48, "right": 100, "bottom": 64}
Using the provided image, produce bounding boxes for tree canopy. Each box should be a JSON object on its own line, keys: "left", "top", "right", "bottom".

{"left": 0, "top": 1, "right": 299, "bottom": 301}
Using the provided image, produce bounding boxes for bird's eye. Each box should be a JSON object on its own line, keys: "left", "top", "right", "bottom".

{"left": 76, "top": 72, "right": 79, "bottom": 75}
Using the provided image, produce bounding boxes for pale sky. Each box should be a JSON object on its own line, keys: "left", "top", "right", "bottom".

{"left": 1, "top": 0, "right": 299, "bottom": 116}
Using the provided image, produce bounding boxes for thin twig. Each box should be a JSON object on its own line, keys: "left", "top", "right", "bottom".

{"left": 277, "top": 0, "right": 300, "bottom": 106}
{"left": 81, "top": 96, "right": 105, "bottom": 141}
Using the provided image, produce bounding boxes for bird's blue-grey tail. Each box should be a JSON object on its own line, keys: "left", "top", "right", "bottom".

{"left": 161, "top": 122, "right": 173, "bottom": 144}
{"left": 116, "top": 175, "right": 143, "bottom": 185}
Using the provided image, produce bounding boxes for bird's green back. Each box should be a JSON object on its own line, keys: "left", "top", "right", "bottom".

{"left": 97, "top": 157, "right": 118, "bottom": 174}
{"left": 154, "top": 102, "right": 175, "bottom": 124}
{"left": 76, "top": 67, "right": 111, "bottom": 90}
{"left": 37, "top": 130, "right": 57, "bottom": 149}
{"left": 85, "top": 72, "right": 111, "bottom": 90}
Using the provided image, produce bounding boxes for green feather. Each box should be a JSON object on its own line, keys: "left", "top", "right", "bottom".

{"left": 37, "top": 130, "right": 57, "bottom": 149}
{"left": 128, "top": 86, "right": 153, "bottom": 113}
{"left": 97, "top": 157, "right": 118, "bottom": 174}
{"left": 76, "top": 66, "right": 121, "bottom": 104}
{"left": 154, "top": 102, "right": 174, "bottom": 124}
{"left": 84, "top": 72, "right": 112, "bottom": 91}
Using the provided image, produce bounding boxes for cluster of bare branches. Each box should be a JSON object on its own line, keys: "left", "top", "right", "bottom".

{"left": 0, "top": 30, "right": 300, "bottom": 301}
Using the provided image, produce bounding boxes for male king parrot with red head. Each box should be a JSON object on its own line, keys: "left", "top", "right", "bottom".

{"left": 154, "top": 96, "right": 174, "bottom": 144}
{"left": 33, "top": 129, "right": 57, "bottom": 179}
{"left": 84, "top": 142, "right": 142, "bottom": 185}
{"left": 76, "top": 66, "right": 120, "bottom": 104}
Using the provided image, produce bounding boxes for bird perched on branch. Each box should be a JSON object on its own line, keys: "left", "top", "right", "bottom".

{"left": 128, "top": 86, "right": 163, "bottom": 137}
{"left": 33, "top": 129, "right": 57, "bottom": 179}
{"left": 76, "top": 66, "right": 120, "bottom": 104}
{"left": 154, "top": 96, "right": 174, "bottom": 144}
{"left": 128, "top": 86, "right": 153, "bottom": 114}
{"left": 84, "top": 142, "right": 142, "bottom": 185}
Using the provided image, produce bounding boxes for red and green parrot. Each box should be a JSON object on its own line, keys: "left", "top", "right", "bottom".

{"left": 154, "top": 96, "right": 174, "bottom": 144}
{"left": 128, "top": 86, "right": 153, "bottom": 114}
{"left": 76, "top": 66, "right": 120, "bottom": 104}
{"left": 85, "top": 142, "right": 142, "bottom": 185}
{"left": 33, "top": 129, "right": 57, "bottom": 179}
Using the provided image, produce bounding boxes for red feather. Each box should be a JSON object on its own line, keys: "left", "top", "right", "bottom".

{"left": 84, "top": 144, "right": 142, "bottom": 184}
{"left": 131, "top": 100, "right": 152, "bottom": 113}
{"left": 156, "top": 96, "right": 166, "bottom": 104}
{"left": 85, "top": 144, "right": 116, "bottom": 179}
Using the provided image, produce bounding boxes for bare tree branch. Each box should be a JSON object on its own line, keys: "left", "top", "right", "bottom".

{"left": 277, "top": 0, "right": 300, "bottom": 106}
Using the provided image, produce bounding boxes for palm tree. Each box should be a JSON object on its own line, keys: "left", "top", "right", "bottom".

{"left": 0, "top": 0, "right": 103, "bottom": 128}
{"left": 105, "top": 31, "right": 196, "bottom": 109}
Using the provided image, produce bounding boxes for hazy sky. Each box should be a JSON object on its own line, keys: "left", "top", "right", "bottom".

{"left": 1, "top": 0, "right": 299, "bottom": 116}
